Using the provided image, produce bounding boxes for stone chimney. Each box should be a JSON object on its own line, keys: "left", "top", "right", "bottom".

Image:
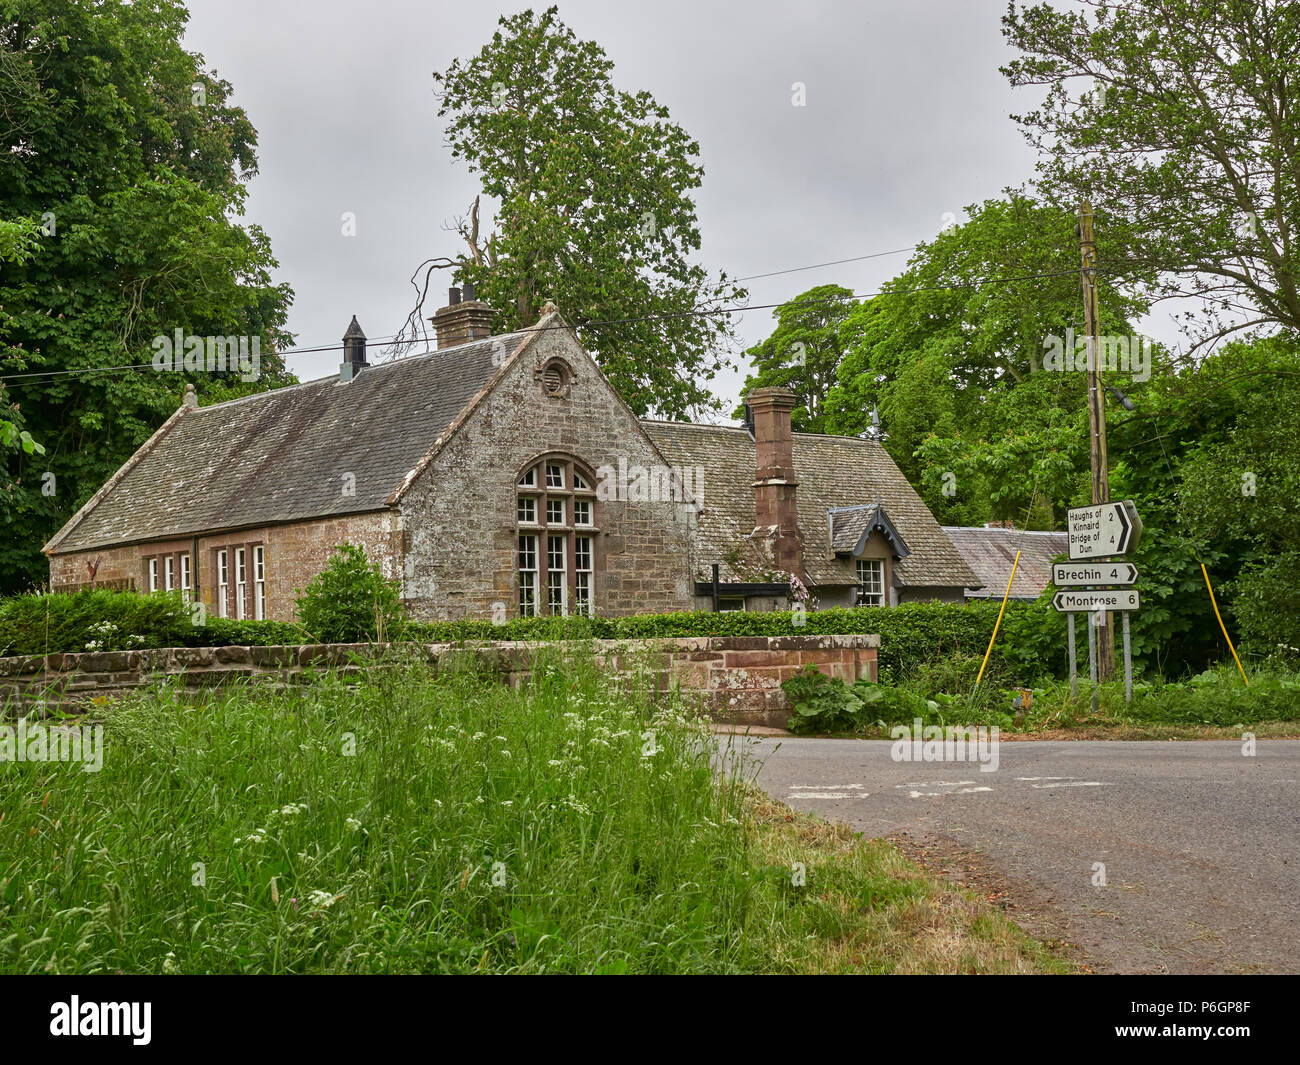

{"left": 747, "top": 386, "right": 804, "bottom": 575}
{"left": 431, "top": 283, "right": 494, "bottom": 349}
{"left": 339, "top": 315, "right": 367, "bottom": 382}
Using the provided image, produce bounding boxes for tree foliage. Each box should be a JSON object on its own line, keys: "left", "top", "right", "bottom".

{"left": 405, "top": 5, "right": 744, "bottom": 418}
{"left": 1003, "top": 0, "right": 1300, "bottom": 347}
{"left": 733, "top": 284, "right": 855, "bottom": 432}
{"left": 0, "top": 0, "right": 295, "bottom": 593}
{"left": 825, "top": 193, "right": 1144, "bottom": 524}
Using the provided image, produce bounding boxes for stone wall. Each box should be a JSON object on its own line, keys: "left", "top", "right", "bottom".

{"left": 0, "top": 633, "right": 879, "bottom": 729}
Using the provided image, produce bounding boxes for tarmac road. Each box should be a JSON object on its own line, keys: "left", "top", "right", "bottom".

{"left": 720, "top": 736, "right": 1300, "bottom": 974}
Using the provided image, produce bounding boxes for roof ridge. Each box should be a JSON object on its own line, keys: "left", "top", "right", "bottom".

{"left": 189, "top": 330, "right": 529, "bottom": 413}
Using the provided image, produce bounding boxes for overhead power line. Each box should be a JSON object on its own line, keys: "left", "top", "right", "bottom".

{"left": 0, "top": 265, "right": 1082, "bottom": 387}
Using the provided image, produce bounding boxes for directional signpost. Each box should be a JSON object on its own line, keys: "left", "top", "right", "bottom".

{"left": 1067, "top": 499, "right": 1143, "bottom": 560}
{"left": 1054, "top": 500, "right": 1143, "bottom": 704}
{"left": 1052, "top": 589, "right": 1140, "bottom": 613}
{"left": 1052, "top": 561, "right": 1138, "bottom": 587}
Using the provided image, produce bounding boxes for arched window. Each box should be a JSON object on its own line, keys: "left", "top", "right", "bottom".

{"left": 516, "top": 455, "right": 597, "bottom": 616}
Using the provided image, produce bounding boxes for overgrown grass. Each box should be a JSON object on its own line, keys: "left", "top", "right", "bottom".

{"left": 0, "top": 653, "right": 1060, "bottom": 974}
{"left": 791, "top": 660, "right": 1300, "bottom": 737}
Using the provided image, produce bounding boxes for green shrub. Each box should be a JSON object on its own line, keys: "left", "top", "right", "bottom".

{"left": 782, "top": 665, "right": 945, "bottom": 734}
{"left": 296, "top": 544, "right": 406, "bottom": 643}
{"left": 0, "top": 589, "right": 195, "bottom": 655}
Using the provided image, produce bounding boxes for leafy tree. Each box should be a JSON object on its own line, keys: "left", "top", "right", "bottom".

{"left": 399, "top": 5, "right": 744, "bottom": 418}
{"left": 1170, "top": 334, "right": 1300, "bottom": 660}
{"left": 0, "top": 0, "right": 295, "bottom": 594}
{"left": 1002, "top": 0, "right": 1300, "bottom": 347}
{"left": 733, "top": 284, "right": 856, "bottom": 432}
{"left": 825, "top": 193, "right": 1143, "bottom": 523}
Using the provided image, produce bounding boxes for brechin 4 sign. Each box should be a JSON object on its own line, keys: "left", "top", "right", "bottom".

{"left": 1067, "top": 499, "right": 1142, "bottom": 560}
{"left": 1052, "top": 561, "right": 1139, "bottom": 587}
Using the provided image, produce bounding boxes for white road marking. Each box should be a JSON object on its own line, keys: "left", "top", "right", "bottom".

{"left": 1030, "top": 781, "right": 1109, "bottom": 789}
{"left": 791, "top": 791, "right": 867, "bottom": 800}
{"left": 896, "top": 781, "right": 976, "bottom": 789}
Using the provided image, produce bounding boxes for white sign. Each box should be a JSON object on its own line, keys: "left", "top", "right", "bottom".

{"left": 1052, "top": 561, "right": 1138, "bottom": 587}
{"left": 1052, "top": 589, "right": 1141, "bottom": 613}
{"left": 1067, "top": 500, "right": 1141, "bottom": 560}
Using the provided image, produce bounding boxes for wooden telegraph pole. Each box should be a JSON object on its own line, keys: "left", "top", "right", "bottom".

{"left": 1078, "top": 202, "right": 1115, "bottom": 680}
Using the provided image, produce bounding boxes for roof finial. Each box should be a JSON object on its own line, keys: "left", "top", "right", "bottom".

{"left": 182, "top": 383, "right": 198, "bottom": 409}
{"left": 540, "top": 299, "right": 558, "bottom": 316}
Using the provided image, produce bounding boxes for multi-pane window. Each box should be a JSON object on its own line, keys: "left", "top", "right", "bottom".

{"left": 216, "top": 550, "right": 229, "bottom": 617}
{"left": 517, "top": 457, "right": 597, "bottom": 617}
{"left": 234, "top": 548, "right": 248, "bottom": 620}
{"left": 856, "top": 559, "right": 885, "bottom": 607}
{"left": 574, "top": 535, "right": 593, "bottom": 617}
{"left": 254, "top": 546, "right": 266, "bottom": 621}
{"left": 518, "top": 534, "right": 538, "bottom": 617}
{"left": 145, "top": 552, "right": 191, "bottom": 597}
{"left": 547, "top": 535, "right": 567, "bottom": 615}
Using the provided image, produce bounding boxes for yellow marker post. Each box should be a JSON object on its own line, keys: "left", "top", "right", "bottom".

{"left": 1201, "top": 563, "right": 1249, "bottom": 686}
{"left": 975, "top": 549, "right": 1021, "bottom": 689}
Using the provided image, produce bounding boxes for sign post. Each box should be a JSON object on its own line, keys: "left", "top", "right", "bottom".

{"left": 1054, "top": 500, "right": 1142, "bottom": 705}
{"left": 1067, "top": 614, "right": 1077, "bottom": 697}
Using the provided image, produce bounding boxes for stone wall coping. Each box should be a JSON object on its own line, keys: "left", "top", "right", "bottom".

{"left": 0, "top": 632, "right": 881, "bottom": 674}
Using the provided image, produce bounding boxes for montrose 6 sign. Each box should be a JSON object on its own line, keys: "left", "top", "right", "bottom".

{"left": 1052, "top": 561, "right": 1139, "bottom": 587}
{"left": 1052, "top": 589, "right": 1141, "bottom": 613}
{"left": 1067, "top": 500, "right": 1142, "bottom": 560}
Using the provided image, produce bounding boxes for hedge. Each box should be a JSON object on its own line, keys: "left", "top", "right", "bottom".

{"left": 0, "top": 589, "right": 1051, "bottom": 683}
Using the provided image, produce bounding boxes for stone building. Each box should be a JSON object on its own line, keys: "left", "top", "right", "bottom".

{"left": 43, "top": 291, "right": 978, "bottom": 621}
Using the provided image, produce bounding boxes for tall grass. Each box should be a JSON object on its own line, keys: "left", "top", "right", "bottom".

{"left": 1, "top": 650, "right": 777, "bottom": 973}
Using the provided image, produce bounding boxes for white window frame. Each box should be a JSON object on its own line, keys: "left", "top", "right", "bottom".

{"left": 180, "top": 553, "right": 191, "bottom": 602}
{"left": 518, "top": 534, "right": 538, "bottom": 617}
{"left": 517, "top": 496, "right": 537, "bottom": 524}
{"left": 254, "top": 545, "right": 266, "bottom": 620}
{"left": 574, "top": 535, "right": 593, "bottom": 617}
{"left": 573, "top": 498, "right": 592, "bottom": 527}
{"left": 235, "top": 547, "right": 247, "bottom": 620}
{"left": 216, "top": 550, "right": 229, "bottom": 618}
{"left": 546, "top": 497, "right": 565, "bottom": 527}
{"left": 546, "top": 534, "right": 567, "bottom": 616}
{"left": 856, "top": 559, "right": 885, "bottom": 607}
{"left": 148, "top": 558, "right": 158, "bottom": 593}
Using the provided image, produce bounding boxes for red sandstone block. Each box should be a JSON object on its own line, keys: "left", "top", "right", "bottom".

{"left": 723, "top": 650, "right": 780, "bottom": 668}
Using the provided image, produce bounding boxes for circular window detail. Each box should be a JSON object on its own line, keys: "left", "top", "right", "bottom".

{"left": 539, "top": 358, "right": 573, "bottom": 398}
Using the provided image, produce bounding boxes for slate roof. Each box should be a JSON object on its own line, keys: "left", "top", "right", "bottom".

{"left": 641, "top": 421, "right": 980, "bottom": 590}
{"left": 940, "top": 526, "right": 1068, "bottom": 600}
{"left": 46, "top": 331, "right": 532, "bottom": 553}
{"left": 828, "top": 504, "right": 910, "bottom": 558}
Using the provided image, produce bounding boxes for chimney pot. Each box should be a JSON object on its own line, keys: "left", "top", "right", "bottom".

{"left": 448, "top": 286, "right": 461, "bottom": 306}
{"left": 431, "top": 290, "right": 494, "bottom": 349}
{"left": 340, "top": 315, "right": 367, "bottom": 382}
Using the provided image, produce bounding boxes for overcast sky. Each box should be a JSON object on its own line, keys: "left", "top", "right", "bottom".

{"left": 182, "top": 0, "right": 1094, "bottom": 413}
